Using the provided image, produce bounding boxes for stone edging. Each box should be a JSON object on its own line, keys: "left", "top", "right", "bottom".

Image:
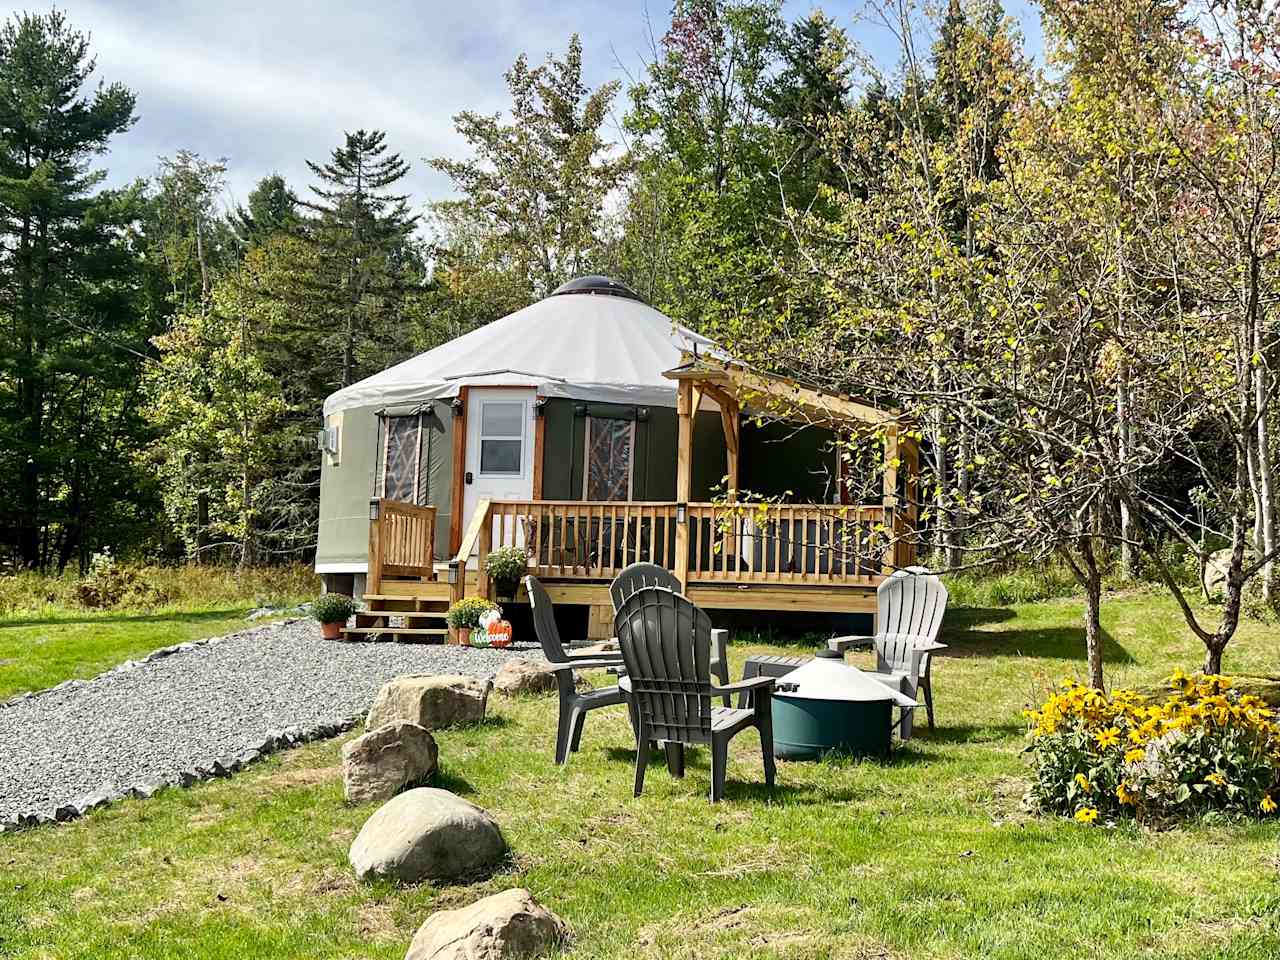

{"left": 0, "top": 618, "right": 362, "bottom": 833}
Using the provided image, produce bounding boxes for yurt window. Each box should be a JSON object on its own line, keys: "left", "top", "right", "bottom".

{"left": 584, "top": 417, "right": 635, "bottom": 501}
{"left": 381, "top": 415, "right": 421, "bottom": 502}
{"left": 479, "top": 401, "right": 524, "bottom": 475}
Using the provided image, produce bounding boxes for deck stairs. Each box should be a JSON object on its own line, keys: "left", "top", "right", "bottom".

{"left": 341, "top": 592, "right": 449, "bottom": 643}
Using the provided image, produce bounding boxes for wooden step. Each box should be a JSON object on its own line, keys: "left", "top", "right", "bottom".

{"left": 355, "top": 611, "right": 447, "bottom": 627}
{"left": 340, "top": 626, "right": 448, "bottom": 643}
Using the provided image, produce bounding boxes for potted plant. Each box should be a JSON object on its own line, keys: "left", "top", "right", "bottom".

{"left": 485, "top": 546, "right": 529, "bottom": 600}
{"left": 446, "top": 596, "right": 498, "bottom": 646}
{"left": 313, "top": 593, "right": 356, "bottom": 640}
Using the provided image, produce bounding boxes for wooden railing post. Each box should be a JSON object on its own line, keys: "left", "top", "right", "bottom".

{"left": 367, "top": 498, "right": 383, "bottom": 596}
{"left": 477, "top": 511, "right": 492, "bottom": 600}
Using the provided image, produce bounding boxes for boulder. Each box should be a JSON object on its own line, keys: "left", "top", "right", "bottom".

{"left": 343, "top": 722, "right": 439, "bottom": 805}
{"left": 350, "top": 787, "right": 506, "bottom": 884}
{"left": 493, "top": 659, "right": 557, "bottom": 697}
{"left": 367, "top": 675, "right": 491, "bottom": 731}
{"left": 404, "top": 888, "right": 568, "bottom": 960}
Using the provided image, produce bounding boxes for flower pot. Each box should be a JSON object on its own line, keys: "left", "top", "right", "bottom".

{"left": 494, "top": 577, "right": 520, "bottom": 601}
{"left": 455, "top": 627, "right": 471, "bottom": 647}
{"left": 321, "top": 620, "right": 344, "bottom": 640}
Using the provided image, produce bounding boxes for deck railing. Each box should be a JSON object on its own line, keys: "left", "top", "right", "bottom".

{"left": 367, "top": 498, "right": 437, "bottom": 595}
{"left": 477, "top": 500, "right": 896, "bottom": 589}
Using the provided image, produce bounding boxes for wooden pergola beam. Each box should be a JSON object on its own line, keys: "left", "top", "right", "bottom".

{"left": 664, "top": 356, "right": 899, "bottom": 428}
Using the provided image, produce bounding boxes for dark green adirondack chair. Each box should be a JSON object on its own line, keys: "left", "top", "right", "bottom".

{"left": 614, "top": 586, "right": 777, "bottom": 802}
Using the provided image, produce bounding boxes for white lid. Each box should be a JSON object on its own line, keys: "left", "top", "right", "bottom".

{"left": 777, "top": 656, "right": 918, "bottom": 707}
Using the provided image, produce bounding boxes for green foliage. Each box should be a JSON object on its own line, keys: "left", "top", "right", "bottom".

{"left": 1025, "top": 674, "right": 1280, "bottom": 824}
{"left": 430, "top": 34, "right": 625, "bottom": 310}
{"left": 944, "top": 566, "right": 1081, "bottom": 608}
{"left": 73, "top": 550, "right": 169, "bottom": 610}
{"left": 0, "top": 10, "right": 157, "bottom": 572}
{"left": 445, "top": 596, "right": 498, "bottom": 629}
{"left": 484, "top": 546, "right": 529, "bottom": 583}
{"left": 311, "top": 592, "right": 355, "bottom": 624}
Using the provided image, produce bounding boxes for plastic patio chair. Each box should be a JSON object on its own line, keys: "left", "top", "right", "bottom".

{"left": 525, "top": 575, "right": 628, "bottom": 765}
{"left": 614, "top": 586, "right": 776, "bottom": 802}
{"left": 609, "top": 562, "right": 730, "bottom": 695}
{"left": 828, "top": 566, "right": 948, "bottom": 737}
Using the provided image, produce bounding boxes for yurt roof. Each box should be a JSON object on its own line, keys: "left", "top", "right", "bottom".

{"left": 322, "top": 277, "right": 725, "bottom": 416}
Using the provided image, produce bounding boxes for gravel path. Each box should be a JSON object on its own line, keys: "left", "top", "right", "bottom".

{"left": 0, "top": 619, "right": 538, "bottom": 826}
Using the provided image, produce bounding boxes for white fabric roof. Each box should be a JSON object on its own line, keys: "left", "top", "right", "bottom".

{"left": 323, "top": 291, "right": 724, "bottom": 416}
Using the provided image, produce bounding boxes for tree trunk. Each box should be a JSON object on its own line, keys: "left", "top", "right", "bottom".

{"left": 1079, "top": 533, "right": 1106, "bottom": 690}
{"left": 1117, "top": 371, "right": 1137, "bottom": 578}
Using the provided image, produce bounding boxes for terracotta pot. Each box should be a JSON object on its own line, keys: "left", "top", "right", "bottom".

{"left": 455, "top": 627, "right": 471, "bottom": 647}
{"left": 321, "top": 620, "right": 343, "bottom": 640}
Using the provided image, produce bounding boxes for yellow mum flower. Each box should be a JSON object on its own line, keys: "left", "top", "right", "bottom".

{"left": 1074, "top": 773, "right": 1092, "bottom": 793}
{"left": 1205, "top": 772, "right": 1227, "bottom": 787}
{"left": 1074, "top": 807, "right": 1100, "bottom": 824}
{"left": 1124, "top": 747, "right": 1146, "bottom": 763}
{"left": 1094, "top": 727, "right": 1121, "bottom": 749}
{"left": 1262, "top": 795, "right": 1277, "bottom": 815}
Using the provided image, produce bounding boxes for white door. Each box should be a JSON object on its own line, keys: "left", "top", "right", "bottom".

{"left": 462, "top": 388, "right": 536, "bottom": 557}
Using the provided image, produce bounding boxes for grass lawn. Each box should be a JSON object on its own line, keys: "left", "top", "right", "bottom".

{"left": 1, "top": 590, "right": 1279, "bottom": 959}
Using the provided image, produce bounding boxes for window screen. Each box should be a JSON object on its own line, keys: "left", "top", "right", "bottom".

{"left": 479, "top": 400, "right": 523, "bottom": 475}
{"left": 585, "top": 417, "right": 634, "bottom": 501}
{"left": 383, "top": 415, "right": 420, "bottom": 501}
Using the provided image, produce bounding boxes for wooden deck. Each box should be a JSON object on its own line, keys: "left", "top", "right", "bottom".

{"left": 362, "top": 496, "right": 903, "bottom": 642}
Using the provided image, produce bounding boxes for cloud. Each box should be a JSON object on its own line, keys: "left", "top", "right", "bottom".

{"left": 43, "top": 0, "right": 1042, "bottom": 216}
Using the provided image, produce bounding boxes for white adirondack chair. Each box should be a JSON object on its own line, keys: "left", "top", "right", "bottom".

{"left": 828, "top": 566, "right": 948, "bottom": 739}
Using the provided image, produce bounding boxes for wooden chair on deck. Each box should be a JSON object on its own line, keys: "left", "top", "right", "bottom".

{"left": 614, "top": 586, "right": 776, "bottom": 802}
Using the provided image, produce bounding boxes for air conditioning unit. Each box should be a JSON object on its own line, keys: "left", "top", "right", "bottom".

{"left": 317, "top": 426, "right": 339, "bottom": 454}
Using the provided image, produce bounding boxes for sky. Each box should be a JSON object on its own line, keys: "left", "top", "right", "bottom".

{"left": 49, "top": 0, "right": 1043, "bottom": 215}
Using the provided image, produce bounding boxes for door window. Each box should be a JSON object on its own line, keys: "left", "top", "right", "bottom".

{"left": 584, "top": 417, "right": 635, "bottom": 501}
{"left": 479, "top": 400, "right": 524, "bottom": 475}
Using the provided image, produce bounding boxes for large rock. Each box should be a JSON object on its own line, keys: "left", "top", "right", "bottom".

{"left": 350, "top": 787, "right": 506, "bottom": 883}
{"left": 404, "top": 888, "right": 568, "bottom": 960}
{"left": 493, "top": 659, "right": 557, "bottom": 697}
{"left": 367, "top": 675, "right": 491, "bottom": 731}
{"left": 343, "top": 722, "right": 439, "bottom": 805}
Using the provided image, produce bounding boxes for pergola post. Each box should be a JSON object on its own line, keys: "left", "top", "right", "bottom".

{"left": 882, "top": 424, "right": 900, "bottom": 575}
{"left": 675, "top": 379, "right": 694, "bottom": 590}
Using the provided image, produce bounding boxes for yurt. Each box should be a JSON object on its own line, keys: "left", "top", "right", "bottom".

{"left": 315, "top": 276, "right": 849, "bottom": 596}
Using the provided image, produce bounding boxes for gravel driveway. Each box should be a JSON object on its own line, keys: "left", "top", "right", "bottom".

{"left": 0, "top": 619, "right": 536, "bottom": 827}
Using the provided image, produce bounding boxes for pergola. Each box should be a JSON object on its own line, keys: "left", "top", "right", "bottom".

{"left": 663, "top": 353, "right": 918, "bottom": 584}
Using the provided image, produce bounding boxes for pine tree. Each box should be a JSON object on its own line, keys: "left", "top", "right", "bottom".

{"left": 232, "top": 173, "right": 298, "bottom": 249}
{"left": 294, "top": 129, "right": 419, "bottom": 390}
{"left": 0, "top": 10, "right": 147, "bottom": 570}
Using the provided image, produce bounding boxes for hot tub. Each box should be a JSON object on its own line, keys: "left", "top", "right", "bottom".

{"left": 771, "top": 650, "right": 917, "bottom": 760}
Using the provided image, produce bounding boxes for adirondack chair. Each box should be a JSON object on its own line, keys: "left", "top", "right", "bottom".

{"left": 525, "top": 575, "right": 628, "bottom": 765}
{"left": 828, "top": 566, "right": 948, "bottom": 737}
{"left": 614, "top": 586, "right": 777, "bottom": 802}
{"left": 609, "top": 562, "right": 731, "bottom": 695}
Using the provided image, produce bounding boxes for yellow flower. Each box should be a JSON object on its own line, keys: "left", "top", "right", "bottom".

{"left": 1205, "top": 772, "right": 1227, "bottom": 787}
{"left": 1074, "top": 773, "right": 1092, "bottom": 793}
{"left": 1116, "top": 783, "right": 1135, "bottom": 805}
{"left": 1124, "top": 747, "right": 1146, "bottom": 763}
{"left": 1094, "top": 727, "right": 1121, "bottom": 749}
{"left": 1262, "top": 795, "right": 1277, "bottom": 815}
{"left": 1075, "top": 807, "right": 1100, "bottom": 824}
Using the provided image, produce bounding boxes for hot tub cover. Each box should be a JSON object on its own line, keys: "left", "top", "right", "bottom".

{"left": 779, "top": 656, "right": 918, "bottom": 708}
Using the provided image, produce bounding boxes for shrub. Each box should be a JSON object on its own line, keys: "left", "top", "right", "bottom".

{"left": 1024, "top": 672, "right": 1280, "bottom": 825}
{"left": 312, "top": 593, "right": 356, "bottom": 624}
{"left": 75, "top": 551, "right": 169, "bottom": 610}
{"left": 485, "top": 546, "right": 529, "bottom": 584}
{"left": 446, "top": 596, "right": 498, "bottom": 629}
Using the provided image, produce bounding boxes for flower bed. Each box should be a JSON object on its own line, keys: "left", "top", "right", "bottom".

{"left": 1024, "top": 671, "right": 1280, "bottom": 825}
